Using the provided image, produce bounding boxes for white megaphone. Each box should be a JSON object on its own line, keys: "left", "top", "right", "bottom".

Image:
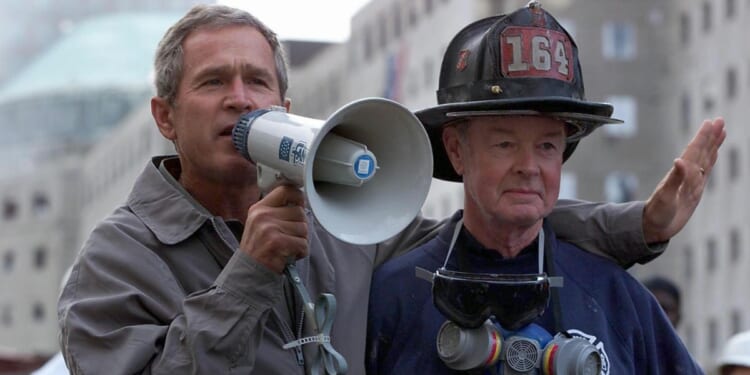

{"left": 232, "top": 97, "right": 433, "bottom": 245}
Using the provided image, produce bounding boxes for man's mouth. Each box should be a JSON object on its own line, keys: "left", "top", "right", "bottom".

{"left": 220, "top": 125, "right": 234, "bottom": 137}
{"left": 505, "top": 189, "right": 540, "bottom": 197}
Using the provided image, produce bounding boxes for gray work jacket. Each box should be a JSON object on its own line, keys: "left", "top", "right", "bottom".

{"left": 58, "top": 156, "right": 656, "bottom": 375}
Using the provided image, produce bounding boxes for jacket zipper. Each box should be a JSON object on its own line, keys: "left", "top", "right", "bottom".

{"left": 273, "top": 307, "right": 305, "bottom": 367}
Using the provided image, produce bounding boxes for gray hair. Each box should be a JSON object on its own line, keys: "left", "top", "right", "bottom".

{"left": 154, "top": 4, "right": 289, "bottom": 105}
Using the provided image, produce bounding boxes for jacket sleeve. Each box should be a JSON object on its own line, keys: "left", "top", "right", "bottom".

{"left": 548, "top": 199, "right": 666, "bottom": 267}
{"left": 372, "top": 214, "right": 445, "bottom": 267}
{"left": 58, "top": 220, "right": 283, "bottom": 374}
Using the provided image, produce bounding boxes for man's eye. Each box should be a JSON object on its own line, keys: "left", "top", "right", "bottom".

{"left": 249, "top": 78, "right": 268, "bottom": 86}
{"left": 203, "top": 78, "right": 222, "bottom": 86}
{"left": 541, "top": 142, "right": 557, "bottom": 150}
{"left": 495, "top": 141, "right": 512, "bottom": 148}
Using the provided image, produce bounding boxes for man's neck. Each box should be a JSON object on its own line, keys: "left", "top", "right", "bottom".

{"left": 175, "top": 167, "right": 260, "bottom": 223}
{"left": 462, "top": 212, "right": 543, "bottom": 258}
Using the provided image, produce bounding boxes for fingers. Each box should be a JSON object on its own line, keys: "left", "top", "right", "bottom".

{"left": 240, "top": 185, "right": 309, "bottom": 273}
{"left": 679, "top": 117, "right": 726, "bottom": 178}
{"left": 262, "top": 184, "right": 306, "bottom": 207}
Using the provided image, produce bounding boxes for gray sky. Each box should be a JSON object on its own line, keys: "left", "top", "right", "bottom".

{"left": 219, "top": 0, "right": 370, "bottom": 41}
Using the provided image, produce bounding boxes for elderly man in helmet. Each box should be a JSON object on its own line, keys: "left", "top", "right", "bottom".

{"left": 367, "top": 3, "right": 711, "bottom": 374}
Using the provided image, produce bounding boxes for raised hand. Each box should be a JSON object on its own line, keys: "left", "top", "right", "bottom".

{"left": 642, "top": 117, "right": 726, "bottom": 243}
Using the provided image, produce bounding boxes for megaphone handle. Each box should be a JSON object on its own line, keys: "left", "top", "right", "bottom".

{"left": 257, "top": 164, "right": 287, "bottom": 193}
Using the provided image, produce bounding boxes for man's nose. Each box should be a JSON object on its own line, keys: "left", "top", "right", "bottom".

{"left": 513, "top": 147, "right": 540, "bottom": 175}
{"left": 224, "top": 78, "right": 254, "bottom": 112}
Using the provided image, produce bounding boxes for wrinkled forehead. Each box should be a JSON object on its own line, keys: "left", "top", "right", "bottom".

{"left": 463, "top": 115, "right": 569, "bottom": 137}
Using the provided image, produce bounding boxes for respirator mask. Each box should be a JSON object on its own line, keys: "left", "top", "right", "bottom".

{"left": 417, "top": 219, "right": 602, "bottom": 374}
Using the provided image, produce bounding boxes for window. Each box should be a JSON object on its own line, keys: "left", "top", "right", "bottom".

{"left": 602, "top": 22, "right": 636, "bottom": 60}
{"left": 729, "top": 147, "right": 740, "bottom": 181}
{"left": 703, "top": 95, "right": 715, "bottom": 114}
{"left": 32, "top": 302, "right": 44, "bottom": 322}
{"left": 709, "top": 319, "right": 719, "bottom": 353}
{"left": 726, "top": 0, "right": 737, "bottom": 18}
{"left": 379, "top": 14, "right": 388, "bottom": 49}
{"left": 32, "top": 192, "right": 50, "bottom": 216}
{"left": 707, "top": 237, "right": 717, "bottom": 272}
{"left": 425, "top": 0, "right": 434, "bottom": 14}
{"left": 604, "top": 96, "right": 638, "bottom": 138}
{"left": 680, "top": 13, "right": 691, "bottom": 45}
{"left": 685, "top": 324, "right": 695, "bottom": 352}
{"left": 408, "top": 4, "right": 417, "bottom": 27}
{"left": 604, "top": 172, "right": 638, "bottom": 203}
{"left": 684, "top": 245, "right": 693, "bottom": 281}
{"left": 731, "top": 310, "right": 743, "bottom": 334}
{"left": 703, "top": 2, "right": 713, "bottom": 32}
{"left": 33, "top": 246, "right": 47, "bottom": 270}
{"left": 706, "top": 166, "right": 716, "bottom": 191}
{"left": 681, "top": 93, "right": 692, "bottom": 134}
{"left": 730, "top": 228, "right": 741, "bottom": 262}
{"left": 3, "top": 251, "right": 14, "bottom": 272}
{"left": 727, "top": 67, "right": 738, "bottom": 99}
{"left": 363, "top": 26, "right": 373, "bottom": 60}
{"left": 1, "top": 305, "right": 11, "bottom": 326}
{"left": 393, "top": 4, "right": 402, "bottom": 39}
{"left": 3, "top": 199, "right": 18, "bottom": 220}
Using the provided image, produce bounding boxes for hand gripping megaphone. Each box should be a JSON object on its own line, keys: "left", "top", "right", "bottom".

{"left": 232, "top": 97, "right": 433, "bottom": 245}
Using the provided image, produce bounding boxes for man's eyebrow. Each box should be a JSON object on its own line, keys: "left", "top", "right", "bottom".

{"left": 191, "top": 63, "right": 275, "bottom": 82}
{"left": 242, "top": 64, "right": 276, "bottom": 82}
{"left": 191, "top": 65, "right": 228, "bottom": 82}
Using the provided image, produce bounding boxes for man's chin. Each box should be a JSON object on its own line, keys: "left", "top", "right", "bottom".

{"left": 500, "top": 208, "right": 546, "bottom": 227}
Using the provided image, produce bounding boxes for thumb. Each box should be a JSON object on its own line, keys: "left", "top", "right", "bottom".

{"left": 654, "top": 159, "right": 686, "bottom": 199}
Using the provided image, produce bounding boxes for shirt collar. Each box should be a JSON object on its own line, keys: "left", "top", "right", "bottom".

{"left": 126, "top": 156, "right": 212, "bottom": 245}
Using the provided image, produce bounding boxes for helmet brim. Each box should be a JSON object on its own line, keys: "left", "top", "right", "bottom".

{"left": 416, "top": 97, "right": 623, "bottom": 182}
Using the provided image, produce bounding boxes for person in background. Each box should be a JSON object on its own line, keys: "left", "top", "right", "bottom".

{"left": 643, "top": 276, "right": 682, "bottom": 328}
{"left": 718, "top": 330, "right": 750, "bottom": 375}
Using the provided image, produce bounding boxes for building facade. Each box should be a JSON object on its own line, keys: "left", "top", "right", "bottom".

{"left": 649, "top": 0, "right": 750, "bottom": 368}
{"left": 0, "top": 4, "right": 197, "bottom": 359}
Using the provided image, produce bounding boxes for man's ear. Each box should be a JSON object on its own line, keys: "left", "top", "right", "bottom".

{"left": 283, "top": 97, "right": 291, "bottom": 112}
{"left": 151, "top": 96, "right": 176, "bottom": 141}
{"left": 442, "top": 126, "right": 465, "bottom": 177}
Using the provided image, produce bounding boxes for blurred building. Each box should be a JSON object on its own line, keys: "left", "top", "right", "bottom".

{"left": 0, "top": 0, "right": 202, "bottom": 87}
{"left": 286, "top": 0, "right": 750, "bottom": 369}
{"left": 0, "top": 6, "right": 193, "bottom": 364}
{"left": 647, "top": 0, "right": 750, "bottom": 368}
{"left": 0, "top": 12, "right": 185, "bottom": 176}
